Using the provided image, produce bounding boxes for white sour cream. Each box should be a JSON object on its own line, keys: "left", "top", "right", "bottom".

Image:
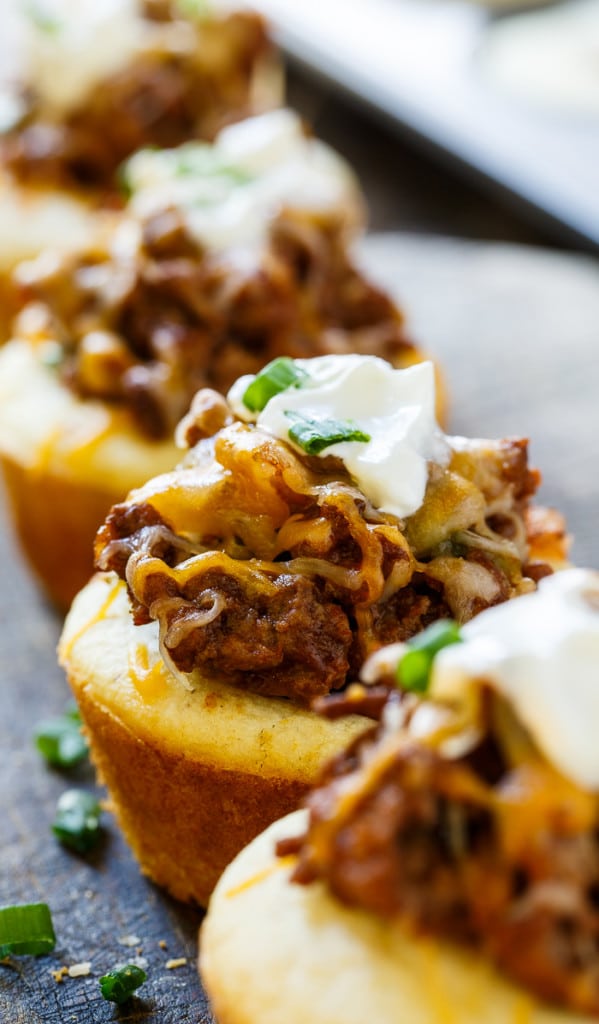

{"left": 430, "top": 569, "right": 599, "bottom": 789}
{"left": 17, "top": 0, "right": 145, "bottom": 117}
{"left": 126, "top": 109, "right": 362, "bottom": 254}
{"left": 228, "top": 355, "right": 450, "bottom": 519}
{"left": 1, "top": 0, "right": 222, "bottom": 121}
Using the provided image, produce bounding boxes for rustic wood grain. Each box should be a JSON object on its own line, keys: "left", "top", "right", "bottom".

{"left": 1, "top": 234, "right": 597, "bottom": 1023}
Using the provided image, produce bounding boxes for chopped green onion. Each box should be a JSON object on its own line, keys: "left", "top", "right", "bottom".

{"left": 0, "top": 903, "right": 56, "bottom": 957}
{"left": 242, "top": 358, "right": 309, "bottom": 413}
{"left": 99, "top": 964, "right": 147, "bottom": 1005}
{"left": 117, "top": 146, "right": 158, "bottom": 198}
{"left": 34, "top": 703, "right": 88, "bottom": 769}
{"left": 285, "top": 412, "right": 371, "bottom": 455}
{"left": 174, "top": 0, "right": 212, "bottom": 20}
{"left": 120, "top": 143, "right": 251, "bottom": 198}
{"left": 171, "top": 150, "right": 251, "bottom": 185}
{"left": 52, "top": 789, "right": 102, "bottom": 854}
{"left": 396, "top": 619, "right": 463, "bottom": 694}
{"left": 24, "top": 1, "right": 63, "bottom": 33}
{"left": 39, "top": 342, "right": 64, "bottom": 371}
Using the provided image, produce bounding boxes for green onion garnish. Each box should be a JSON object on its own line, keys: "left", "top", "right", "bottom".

{"left": 52, "top": 789, "right": 102, "bottom": 854}
{"left": 24, "top": 1, "right": 63, "bottom": 33}
{"left": 120, "top": 143, "right": 251, "bottom": 198}
{"left": 0, "top": 903, "right": 56, "bottom": 957}
{"left": 242, "top": 358, "right": 309, "bottom": 413}
{"left": 285, "top": 412, "right": 371, "bottom": 455}
{"left": 174, "top": 0, "right": 211, "bottom": 17}
{"left": 396, "top": 620, "right": 463, "bottom": 694}
{"left": 99, "top": 964, "right": 147, "bottom": 1005}
{"left": 39, "top": 342, "right": 64, "bottom": 371}
{"left": 170, "top": 147, "right": 251, "bottom": 186}
{"left": 34, "top": 703, "right": 88, "bottom": 769}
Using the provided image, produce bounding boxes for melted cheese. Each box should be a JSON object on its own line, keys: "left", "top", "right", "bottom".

{"left": 128, "top": 640, "right": 171, "bottom": 704}
{"left": 126, "top": 109, "right": 361, "bottom": 255}
{"left": 431, "top": 569, "right": 599, "bottom": 790}
{"left": 0, "top": 339, "right": 178, "bottom": 489}
{"left": 59, "top": 575, "right": 121, "bottom": 661}
{"left": 224, "top": 856, "right": 295, "bottom": 900}
{"left": 228, "top": 355, "right": 450, "bottom": 519}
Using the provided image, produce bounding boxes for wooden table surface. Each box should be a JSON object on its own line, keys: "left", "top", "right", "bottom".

{"left": 1, "top": 231, "right": 598, "bottom": 1022}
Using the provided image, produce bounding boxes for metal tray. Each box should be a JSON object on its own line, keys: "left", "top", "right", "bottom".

{"left": 255, "top": 0, "right": 599, "bottom": 251}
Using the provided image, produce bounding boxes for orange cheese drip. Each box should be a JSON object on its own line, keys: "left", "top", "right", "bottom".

{"left": 61, "top": 578, "right": 121, "bottom": 661}
{"left": 513, "top": 994, "right": 534, "bottom": 1024}
{"left": 128, "top": 642, "right": 170, "bottom": 704}
{"left": 495, "top": 761, "right": 597, "bottom": 861}
{"left": 224, "top": 856, "right": 296, "bottom": 900}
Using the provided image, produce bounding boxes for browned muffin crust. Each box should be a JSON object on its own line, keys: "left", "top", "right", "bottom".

{"left": 59, "top": 573, "right": 370, "bottom": 905}
{"left": 286, "top": 694, "right": 599, "bottom": 1017}
{"left": 94, "top": 400, "right": 565, "bottom": 704}
{"left": 1, "top": 3, "right": 275, "bottom": 194}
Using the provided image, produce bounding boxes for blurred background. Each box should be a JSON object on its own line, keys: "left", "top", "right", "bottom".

{"left": 255, "top": 0, "right": 599, "bottom": 250}
{"left": 253, "top": 0, "right": 599, "bottom": 567}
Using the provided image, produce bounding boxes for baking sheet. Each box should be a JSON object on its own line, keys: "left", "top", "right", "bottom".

{"left": 254, "top": 0, "right": 599, "bottom": 251}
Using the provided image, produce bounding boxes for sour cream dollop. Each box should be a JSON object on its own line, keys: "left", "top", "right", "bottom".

{"left": 1, "top": 0, "right": 225, "bottom": 123}
{"left": 15, "top": 0, "right": 145, "bottom": 117}
{"left": 228, "top": 355, "right": 450, "bottom": 520}
{"left": 126, "top": 109, "right": 362, "bottom": 254}
{"left": 430, "top": 569, "right": 599, "bottom": 790}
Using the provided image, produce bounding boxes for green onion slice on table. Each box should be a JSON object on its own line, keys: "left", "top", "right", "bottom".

{"left": 396, "top": 620, "right": 463, "bottom": 694}
{"left": 0, "top": 903, "right": 56, "bottom": 957}
{"left": 100, "top": 964, "right": 147, "bottom": 1004}
{"left": 34, "top": 702, "right": 88, "bottom": 769}
{"left": 52, "top": 789, "right": 102, "bottom": 853}
{"left": 242, "top": 357, "right": 309, "bottom": 412}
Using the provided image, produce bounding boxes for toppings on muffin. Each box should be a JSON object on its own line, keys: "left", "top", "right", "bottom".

{"left": 95, "top": 354, "right": 566, "bottom": 703}
{"left": 285, "top": 569, "right": 599, "bottom": 1015}
{"left": 0, "top": 0, "right": 278, "bottom": 192}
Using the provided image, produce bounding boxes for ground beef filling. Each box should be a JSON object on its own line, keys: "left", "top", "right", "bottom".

{"left": 286, "top": 730, "right": 599, "bottom": 1016}
{"left": 150, "top": 566, "right": 353, "bottom": 701}
{"left": 94, "top": 424, "right": 548, "bottom": 702}
{"left": 97, "top": 496, "right": 432, "bottom": 702}
{"left": 16, "top": 211, "right": 415, "bottom": 440}
{"left": 2, "top": 6, "right": 273, "bottom": 192}
{"left": 93, "top": 413, "right": 560, "bottom": 703}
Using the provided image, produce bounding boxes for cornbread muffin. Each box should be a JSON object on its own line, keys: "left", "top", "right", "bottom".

{"left": 60, "top": 354, "right": 567, "bottom": 902}
{"left": 59, "top": 574, "right": 368, "bottom": 905}
{"left": 0, "top": 0, "right": 280, "bottom": 335}
{"left": 1, "top": 110, "right": 422, "bottom": 606}
{"left": 0, "top": 338, "right": 177, "bottom": 608}
{"left": 200, "top": 570, "right": 599, "bottom": 1023}
{"left": 0, "top": 175, "right": 107, "bottom": 340}
{"left": 0, "top": 0, "right": 280, "bottom": 195}
{"left": 199, "top": 815, "right": 593, "bottom": 1024}
{"left": 201, "top": 812, "right": 594, "bottom": 1024}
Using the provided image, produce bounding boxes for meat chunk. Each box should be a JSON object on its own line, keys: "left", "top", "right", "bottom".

{"left": 290, "top": 730, "right": 599, "bottom": 1016}
{"left": 15, "top": 211, "right": 415, "bottom": 440}
{"left": 2, "top": 8, "right": 274, "bottom": 192}
{"left": 127, "top": 556, "right": 353, "bottom": 703}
